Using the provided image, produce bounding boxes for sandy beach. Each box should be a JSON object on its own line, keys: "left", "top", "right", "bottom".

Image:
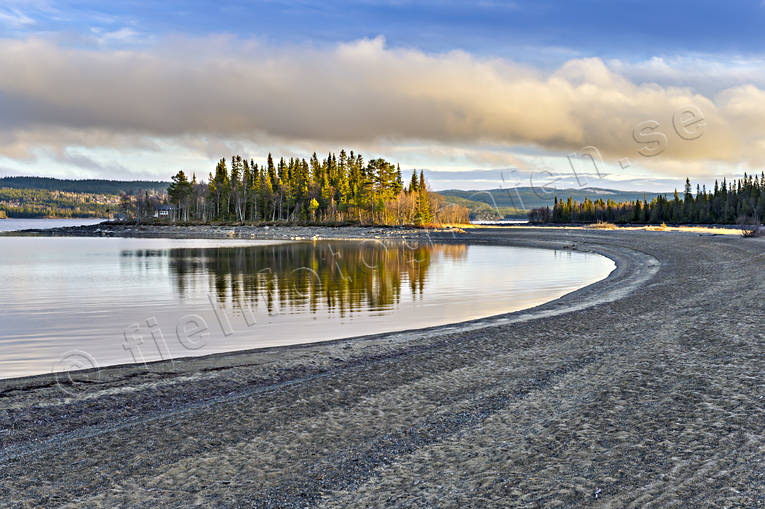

{"left": 0, "top": 226, "right": 763, "bottom": 507}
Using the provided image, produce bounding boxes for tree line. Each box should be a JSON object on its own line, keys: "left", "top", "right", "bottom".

{"left": 529, "top": 174, "right": 765, "bottom": 225}
{"left": 0, "top": 176, "right": 167, "bottom": 195}
{"left": 158, "top": 150, "right": 468, "bottom": 225}
{"left": 0, "top": 187, "right": 115, "bottom": 218}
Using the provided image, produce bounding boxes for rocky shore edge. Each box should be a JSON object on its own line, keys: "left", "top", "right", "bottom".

{"left": 1, "top": 222, "right": 451, "bottom": 242}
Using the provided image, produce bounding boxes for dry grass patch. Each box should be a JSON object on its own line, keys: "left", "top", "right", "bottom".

{"left": 645, "top": 222, "right": 668, "bottom": 231}
{"left": 737, "top": 216, "right": 764, "bottom": 238}
{"left": 586, "top": 221, "right": 617, "bottom": 230}
{"left": 741, "top": 225, "right": 764, "bottom": 238}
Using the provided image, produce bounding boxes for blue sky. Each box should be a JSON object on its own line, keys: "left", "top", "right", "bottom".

{"left": 5, "top": 0, "right": 765, "bottom": 60}
{"left": 1, "top": 1, "right": 764, "bottom": 190}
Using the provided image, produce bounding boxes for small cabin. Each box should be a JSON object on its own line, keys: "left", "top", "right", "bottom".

{"left": 154, "top": 205, "right": 175, "bottom": 218}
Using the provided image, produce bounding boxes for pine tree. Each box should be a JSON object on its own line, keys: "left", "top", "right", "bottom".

{"left": 394, "top": 164, "right": 403, "bottom": 195}
{"left": 167, "top": 170, "right": 192, "bottom": 221}
{"left": 415, "top": 171, "right": 432, "bottom": 225}
{"left": 212, "top": 158, "right": 229, "bottom": 218}
{"left": 409, "top": 170, "right": 419, "bottom": 193}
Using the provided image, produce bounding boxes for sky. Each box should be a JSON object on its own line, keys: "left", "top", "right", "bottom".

{"left": 1, "top": 0, "right": 765, "bottom": 191}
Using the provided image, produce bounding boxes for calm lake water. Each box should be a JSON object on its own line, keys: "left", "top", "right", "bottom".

{"left": 0, "top": 238, "right": 615, "bottom": 379}
{"left": 0, "top": 218, "right": 106, "bottom": 232}
{"left": 471, "top": 219, "right": 529, "bottom": 225}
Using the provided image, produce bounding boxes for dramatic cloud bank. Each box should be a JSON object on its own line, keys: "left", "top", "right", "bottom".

{"left": 0, "top": 36, "right": 763, "bottom": 176}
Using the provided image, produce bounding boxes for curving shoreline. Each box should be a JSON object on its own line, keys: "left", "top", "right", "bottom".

{"left": 0, "top": 226, "right": 763, "bottom": 507}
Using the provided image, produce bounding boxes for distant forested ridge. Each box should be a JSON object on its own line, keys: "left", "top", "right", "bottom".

{"left": 0, "top": 176, "right": 168, "bottom": 194}
{"left": 529, "top": 174, "right": 765, "bottom": 225}
{"left": 0, "top": 187, "right": 119, "bottom": 218}
{"left": 437, "top": 194, "right": 527, "bottom": 220}
{"left": 157, "top": 151, "right": 468, "bottom": 225}
{"left": 438, "top": 187, "right": 667, "bottom": 214}
{"left": 0, "top": 176, "right": 164, "bottom": 218}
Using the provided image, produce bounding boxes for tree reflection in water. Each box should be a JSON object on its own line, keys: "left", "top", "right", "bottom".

{"left": 125, "top": 241, "right": 468, "bottom": 317}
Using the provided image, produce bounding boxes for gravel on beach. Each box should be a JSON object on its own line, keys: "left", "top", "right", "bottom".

{"left": 0, "top": 225, "right": 763, "bottom": 508}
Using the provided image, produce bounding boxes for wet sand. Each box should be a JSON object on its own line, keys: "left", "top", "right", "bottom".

{"left": 0, "top": 226, "right": 763, "bottom": 507}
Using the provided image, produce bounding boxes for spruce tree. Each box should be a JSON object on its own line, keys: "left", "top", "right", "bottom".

{"left": 415, "top": 171, "right": 432, "bottom": 225}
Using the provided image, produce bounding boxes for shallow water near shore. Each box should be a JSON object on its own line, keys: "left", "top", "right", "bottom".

{"left": 0, "top": 237, "right": 615, "bottom": 379}
{"left": 0, "top": 218, "right": 105, "bottom": 232}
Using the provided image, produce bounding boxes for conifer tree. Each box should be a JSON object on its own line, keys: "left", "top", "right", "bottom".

{"left": 409, "top": 170, "right": 419, "bottom": 193}
{"left": 168, "top": 170, "right": 192, "bottom": 221}
{"left": 415, "top": 171, "right": 432, "bottom": 225}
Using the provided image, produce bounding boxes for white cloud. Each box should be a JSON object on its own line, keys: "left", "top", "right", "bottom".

{"left": 0, "top": 35, "right": 762, "bottom": 179}
{"left": 89, "top": 27, "right": 146, "bottom": 47}
{"left": 0, "top": 8, "right": 34, "bottom": 27}
{"left": 609, "top": 54, "right": 765, "bottom": 96}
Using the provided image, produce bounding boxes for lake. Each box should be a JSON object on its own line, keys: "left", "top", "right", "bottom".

{"left": 470, "top": 219, "right": 529, "bottom": 225}
{"left": 0, "top": 237, "right": 615, "bottom": 379}
{"left": 0, "top": 218, "right": 106, "bottom": 232}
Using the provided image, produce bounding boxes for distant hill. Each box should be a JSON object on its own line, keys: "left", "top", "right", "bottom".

{"left": 437, "top": 194, "right": 527, "bottom": 220}
{"left": 0, "top": 176, "right": 169, "bottom": 195}
{"left": 438, "top": 187, "right": 669, "bottom": 216}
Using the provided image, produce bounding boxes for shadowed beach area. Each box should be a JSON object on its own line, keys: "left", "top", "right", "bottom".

{"left": 0, "top": 226, "right": 763, "bottom": 507}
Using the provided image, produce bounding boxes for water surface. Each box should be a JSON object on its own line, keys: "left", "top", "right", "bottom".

{"left": 0, "top": 237, "right": 615, "bottom": 379}
{"left": 0, "top": 218, "right": 105, "bottom": 232}
{"left": 471, "top": 219, "right": 529, "bottom": 225}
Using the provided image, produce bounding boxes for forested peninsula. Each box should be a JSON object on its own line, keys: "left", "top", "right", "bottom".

{"left": 161, "top": 151, "right": 469, "bottom": 226}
